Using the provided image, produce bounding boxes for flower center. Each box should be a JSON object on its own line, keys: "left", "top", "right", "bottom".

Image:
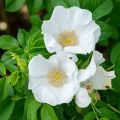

{"left": 58, "top": 31, "right": 78, "bottom": 47}
{"left": 48, "top": 68, "right": 67, "bottom": 87}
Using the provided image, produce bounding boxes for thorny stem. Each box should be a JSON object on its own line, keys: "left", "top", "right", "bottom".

{"left": 107, "top": 104, "right": 120, "bottom": 114}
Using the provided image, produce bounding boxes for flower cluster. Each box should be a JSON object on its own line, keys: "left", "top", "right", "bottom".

{"left": 28, "top": 6, "right": 116, "bottom": 108}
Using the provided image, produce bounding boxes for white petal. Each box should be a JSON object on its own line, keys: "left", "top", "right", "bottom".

{"left": 78, "top": 32, "right": 95, "bottom": 54}
{"left": 28, "top": 76, "right": 49, "bottom": 90}
{"left": 89, "top": 66, "right": 116, "bottom": 90}
{"left": 48, "top": 54, "right": 60, "bottom": 68}
{"left": 32, "top": 80, "right": 78, "bottom": 106}
{"left": 32, "top": 86, "right": 57, "bottom": 106}
{"left": 50, "top": 6, "right": 69, "bottom": 31}
{"left": 60, "top": 57, "right": 78, "bottom": 79}
{"left": 60, "top": 52, "right": 78, "bottom": 62}
{"left": 44, "top": 34, "right": 62, "bottom": 53}
{"left": 28, "top": 54, "right": 53, "bottom": 77}
{"left": 75, "top": 88, "right": 91, "bottom": 108}
{"left": 78, "top": 56, "right": 96, "bottom": 82}
{"left": 65, "top": 52, "right": 78, "bottom": 62}
{"left": 59, "top": 82, "right": 79, "bottom": 104}
{"left": 64, "top": 45, "right": 88, "bottom": 54}
{"left": 75, "top": 21, "right": 101, "bottom": 44}
{"left": 72, "top": 8, "right": 92, "bottom": 27}
{"left": 42, "top": 20, "right": 60, "bottom": 37}
{"left": 93, "top": 50, "right": 105, "bottom": 66}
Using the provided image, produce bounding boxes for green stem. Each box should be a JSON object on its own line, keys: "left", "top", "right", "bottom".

{"left": 106, "top": 65, "right": 115, "bottom": 71}
{"left": 91, "top": 103, "right": 99, "bottom": 120}
{"left": 107, "top": 104, "right": 120, "bottom": 114}
{"left": 91, "top": 102, "right": 101, "bottom": 114}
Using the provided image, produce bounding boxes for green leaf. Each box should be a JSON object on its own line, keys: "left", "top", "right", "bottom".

{"left": 114, "top": 54, "right": 120, "bottom": 77}
{"left": 99, "top": 108, "right": 118, "bottom": 119}
{"left": 30, "top": 15, "right": 42, "bottom": 27}
{"left": 44, "top": 0, "right": 67, "bottom": 12}
{"left": 27, "top": 0, "right": 43, "bottom": 14}
{"left": 27, "top": 99, "right": 41, "bottom": 120}
{"left": 97, "top": 21, "right": 112, "bottom": 42}
{"left": 80, "top": 0, "right": 102, "bottom": 12}
{"left": 77, "top": 53, "right": 92, "bottom": 69}
{"left": 64, "top": 0, "right": 80, "bottom": 7}
{"left": 0, "top": 77, "right": 14, "bottom": 100}
{"left": 0, "top": 100, "right": 15, "bottom": 120}
{"left": 26, "top": 31, "right": 48, "bottom": 57}
{"left": 83, "top": 112, "right": 96, "bottom": 120}
{"left": 5, "top": 0, "right": 26, "bottom": 12}
{"left": 0, "top": 63, "right": 6, "bottom": 76}
{"left": 17, "top": 29, "right": 29, "bottom": 48}
{"left": 0, "top": 35, "right": 19, "bottom": 50}
{"left": 100, "top": 118, "right": 109, "bottom": 120}
{"left": 30, "top": 15, "right": 42, "bottom": 32}
{"left": 112, "top": 77, "right": 120, "bottom": 92}
{"left": 10, "top": 71, "right": 19, "bottom": 86}
{"left": 110, "top": 43, "right": 120, "bottom": 64}
{"left": 93, "top": 0, "right": 113, "bottom": 20}
{"left": 41, "top": 104, "right": 58, "bottom": 120}
{"left": 1, "top": 51, "right": 18, "bottom": 73}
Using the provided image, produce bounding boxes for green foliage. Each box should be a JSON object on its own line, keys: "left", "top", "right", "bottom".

{"left": 0, "top": 35, "right": 19, "bottom": 50}
{"left": 77, "top": 53, "right": 93, "bottom": 69}
{"left": 10, "top": 71, "right": 19, "bottom": 86}
{"left": 0, "top": 63, "right": 6, "bottom": 76}
{"left": 64, "top": 0, "right": 80, "bottom": 7}
{"left": 93, "top": 0, "right": 113, "bottom": 20}
{"left": 83, "top": 112, "right": 96, "bottom": 120}
{"left": 112, "top": 77, "right": 120, "bottom": 92}
{"left": 5, "top": 0, "right": 26, "bottom": 12}
{"left": 30, "top": 15, "right": 42, "bottom": 28}
{"left": 17, "top": 29, "right": 29, "bottom": 48}
{"left": 0, "top": 77, "right": 14, "bottom": 100}
{"left": 110, "top": 43, "right": 120, "bottom": 64}
{"left": 98, "top": 108, "right": 118, "bottom": 119}
{"left": 41, "top": 104, "right": 59, "bottom": 120}
{"left": 27, "top": 0, "right": 43, "bottom": 14}
{"left": 0, "top": 99, "right": 15, "bottom": 120}
{"left": 80, "top": 0, "right": 103, "bottom": 11}
{"left": 27, "top": 99, "right": 41, "bottom": 120}
{"left": 97, "top": 21, "right": 112, "bottom": 42}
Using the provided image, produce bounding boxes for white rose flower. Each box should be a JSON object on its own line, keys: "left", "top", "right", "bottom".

{"left": 28, "top": 53, "right": 96, "bottom": 106}
{"left": 75, "top": 55, "right": 96, "bottom": 108}
{"left": 42, "top": 6, "right": 101, "bottom": 54}
{"left": 76, "top": 51, "right": 116, "bottom": 108}
{"left": 28, "top": 53, "right": 79, "bottom": 106}
{"left": 83, "top": 51, "right": 116, "bottom": 90}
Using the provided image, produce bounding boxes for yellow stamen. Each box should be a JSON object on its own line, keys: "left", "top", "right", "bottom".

{"left": 48, "top": 68, "right": 67, "bottom": 87}
{"left": 58, "top": 31, "right": 78, "bottom": 47}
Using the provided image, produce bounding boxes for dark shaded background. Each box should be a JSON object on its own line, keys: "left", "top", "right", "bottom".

{"left": 0, "top": 0, "right": 31, "bottom": 36}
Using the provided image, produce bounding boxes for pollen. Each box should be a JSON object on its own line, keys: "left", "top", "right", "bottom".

{"left": 58, "top": 31, "right": 78, "bottom": 47}
{"left": 48, "top": 68, "right": 67, "bottom": 87}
